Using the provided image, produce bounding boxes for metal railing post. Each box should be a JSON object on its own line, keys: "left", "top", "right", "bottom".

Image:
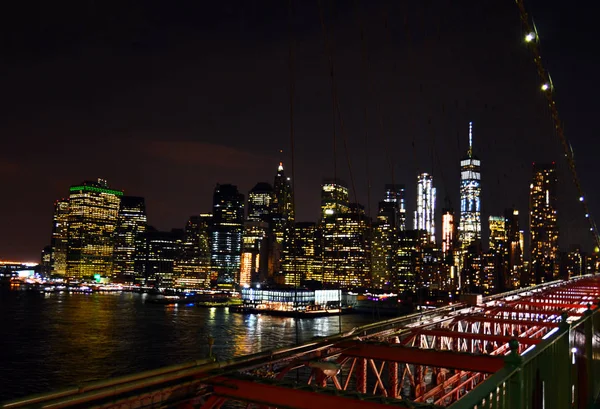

{"left": 584, "top": 304, "right": 594, "bottom": 408}
{"left": 504, "top": 339, "right": 523, "bottom": 408}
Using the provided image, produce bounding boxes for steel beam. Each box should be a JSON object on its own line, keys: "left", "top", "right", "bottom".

{"left": 416, "top": 329, "right": 542, "bottom": 345}
{"left": 461, "top": 316, "right": 560, "bottom": 328}
{"left": 209, "top": 376, "right": 432, "bottom": 409}
{"left": 340, "top": 343, "right": 504, "bottom": 373}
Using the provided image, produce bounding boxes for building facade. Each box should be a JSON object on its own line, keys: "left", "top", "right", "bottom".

{"left": 113, "top": 196, "right": 147, "bottom": 283}
{"left": 529, "top": 163, "right": 558, "bottom": 284}
{"left": 458, "top": 122, "right": 482, "bottom": 253}
{"left": 247, "top": 183, "right": 273, "bottom": 222}
{"left": 211, "top": 184, "right": 244, "bottom": 286}
{"left": 66, "top": 180, "right": 122, "bottom": 279}
{"left": 414, "top": 173, "right": 436, "bottom": 244}
{"left": 175, "top": 214, "right": 212, "bottom": 289}
{"left": 50, "top": 199, "right": 70, "bottom": 276}
{"left": 320, "top": 179, "right": 349, "bottom": 220}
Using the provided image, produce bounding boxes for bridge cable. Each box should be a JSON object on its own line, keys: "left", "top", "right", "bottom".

{"left": 516, "top": 0, "right": 600, "bottom": 250}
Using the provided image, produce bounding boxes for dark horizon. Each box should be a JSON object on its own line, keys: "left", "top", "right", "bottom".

{"left": 1, "top": 0, "right": 599, "bottom": 260}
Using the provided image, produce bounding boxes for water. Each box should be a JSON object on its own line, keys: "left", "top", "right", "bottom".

{"left": 0, "top": 290, "right": 376, "bottom": 401}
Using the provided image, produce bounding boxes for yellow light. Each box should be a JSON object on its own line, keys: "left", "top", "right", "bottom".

{"left": 541, "top": 83, "right": 550, "bottom": 91}
{"left": 525, "top": 32, "right": 535, "bottom": 42}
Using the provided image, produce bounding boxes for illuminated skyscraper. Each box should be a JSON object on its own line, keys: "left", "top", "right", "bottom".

{"left": 134, "top": 227, "right": 183, "bottom": 287}
{"left": 240, "top": 220, "right": 268, "bottom": 287}
{"left": 529, "top": 163, "right": 558, "bottom": 284}
{"left": 247, "top": 182, "right": 273, "bottom": 222}
{"left": 322, "top": 203, "right": 370, "bottom": 288}
{"left": 489, "top": 216, "right": 507, "bottom": 254}
{"left": 458, "top": 122, "right": 482, "bottom": 251}
{"left": 175, "top": 214, "right": 212, "bottom": 289}
{"left": 66, "top": 179, "right": 122, "bottom": 279}
{"left": 414, "top": 173, "right": 436, "bottom": 244}
{"left": 211, "top": 184, "right": 244, "bottom": 286}
{"left": 50, "top": 199, "right": 69, "bottom": 276}
{"left": 113, "top": 196, "right": 147, "bottom": 283}
{"left": 505, "top": 208, "right": 523, "bottom": 288}
{"left": 272, "top": 162, "right": 294, "bottom": 223}
{"left": 282, "top": 222, "right": 320, "bottom": 286}
{"left": 441, "top": 209, "right": 455, "bottom": 256}
{"left": 320, "top": 179, "right": 349, "bottom": 220}
{"left": 379, "top": 184, "right": 406, "bottom": 230}
{"left": 371, "top": 184, "right": 405, "bottom": 289}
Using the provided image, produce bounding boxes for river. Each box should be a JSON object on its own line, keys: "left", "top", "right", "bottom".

{"left": 0, "top": 290, "right": 378, "bottom": 401}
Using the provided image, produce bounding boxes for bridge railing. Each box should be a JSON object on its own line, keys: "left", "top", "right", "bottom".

{"left": 448, "top": 302, "right": 600, "bottom": 409}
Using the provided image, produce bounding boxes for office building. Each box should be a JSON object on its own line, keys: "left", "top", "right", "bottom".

{"left": 113, "top": 196, "right": 147, "bottom": 283}
{"left": 458, "top": 122, "right": 482, "bottom": 251}
{"left": 66, "top": 179, "right": 122, "bottom": 279}
{"left": 441, "top": 209, "right": 455, "bottom": 257}
{"left": 247, "top": 183, "right": 273, "bottom": 222}
{"left": 135, "top": 227, "right": 183, "bottom": 287}
{"left": 505, "top": 208, "right": 523, "bottom": 288}
{"left": 50, "top": 199, "right": 69, "bottom": 276}
{"left": 175, "top": 214, "right": 212, "bottom": 289}
{"left": 281, "top": 222, "right": 321, "bottom": 286}
{"left": 320, "top": 179, "right": 349, "bottom": 220}
{"left": 211, "top": 184, "right": 244, "bottom": 286}
{"left": 322, "top": 203, "right": 370, "bottom": 288}
{"left": 414, "top": 173, "right": 436, "bottom": 244}
{"left": 379, "top": 184, "right": 406, "bottom": 230}
{"left": 240, "top": 220, "right": 269, "bottom": 287}
{"left": 529, "top": 163, "right": 558, "bottom": 284}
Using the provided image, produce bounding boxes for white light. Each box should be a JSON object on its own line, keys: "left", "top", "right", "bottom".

{"left": 256, "top": 284, "right": 261, "bottom": 289}
{"left": 522, "top": 344, "right": 536, "bottom": 355}
{"left": 525, "top": 32, "right": 535, "bottom": 42}
{"left": 542, "top": 327, "right": 559, "bottom": 340}
{"left": 579, "top": 196, "right": 584, "bottom": 202}
{"left": 541, "top": 83, "right": 550, "bottom": 91}
{"left": 571, "top": 347, "right": 578, "bottom": 354}
{"left": 586, "top": 214, "right": 590, "bottom": 218}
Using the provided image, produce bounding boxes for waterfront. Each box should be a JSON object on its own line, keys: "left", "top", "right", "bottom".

{"left": 0, "top": 290, "right": 377, "bottom": 401}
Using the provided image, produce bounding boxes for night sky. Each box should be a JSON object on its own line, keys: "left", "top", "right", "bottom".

{"left": 1, "top": 0, "right": 598, "bottom": 261}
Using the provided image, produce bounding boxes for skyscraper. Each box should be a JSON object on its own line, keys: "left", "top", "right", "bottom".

{"left": 458, "top": 122, "right": 482, "bottom": 251}
{"left": 322, "top": 203, "right": 371, "bottom": 288}
{"left": 320, "top": 179, "right": 349, "bottom": 220}
{"left": 282, "top": 222, "right": 321, "bottom": 284}
{"left": 505, "top": 208, "right": 523, "bottom": 288}
{"left": 247, "top": 183, "right": 273, "bottom": 222}
{"left": 240, "top": 220, "right": 268, "bottom": 287}
{"left": 529, "top": 163, "right": 558, "bottom": 284}
{"left": 134, "top": 227, "right": 183, "bottom": 287}
{"left": 66, "top": 179, "right": 122, "bottom": 279}
{"left": 175, "top": 214, "right": 212, "bottom": 289}
{"left": 441, "top": 209, "right": 455, "bottom": 257}
{"left": 272, "top": 163, "right": 294, "bottom": 224}
{"left": 50, "top": 199, "right": 69, "bottom": 276}
{"left": 489, "top": 216, "right": 507, "bottom": 254}
{"left": 371, "top": 185, "right": 405, "bottom": 289}
{"left": 378, "top": 184, "right": 406, "bottom": 231}
{"left": 113, "top": 196, "right": 147, "bottom": 283}
{"left": 414, "top": 173, "right": 436, "bottom": 244}
{"left": 211, "top": 184, "right": 244, "bottom": 286}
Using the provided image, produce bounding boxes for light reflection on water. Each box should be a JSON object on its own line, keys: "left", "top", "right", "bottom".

{"left": 0, "top": 291, "right": 375, "bottom": 401}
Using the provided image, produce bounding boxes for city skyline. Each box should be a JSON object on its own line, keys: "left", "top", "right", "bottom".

{"left": 1, "top": 0, "right": 598, "bottom": 261}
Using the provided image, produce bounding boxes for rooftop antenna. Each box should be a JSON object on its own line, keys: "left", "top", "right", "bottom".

{"left": 468, "top": 121, "right": 473, "bottom": 157}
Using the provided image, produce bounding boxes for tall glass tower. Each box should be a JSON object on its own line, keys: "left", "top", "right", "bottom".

{"left": 458, "top": 122, "right": 481, "bottom": 251}
{"left": 529, "top": 163, "right": 558, "bottom": 284}
{"left": 211, "top": 184, "right": 244, "bottom": 286}
{"left": 414, "top": 173, "right": 436, "bottom": 244}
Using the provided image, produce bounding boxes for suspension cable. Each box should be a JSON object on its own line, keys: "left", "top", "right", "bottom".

{"left": 515, "top": 0, "right": 600, "bottom": 250}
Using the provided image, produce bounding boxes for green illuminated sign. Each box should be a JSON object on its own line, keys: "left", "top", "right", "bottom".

{"left": 94, "top": 274, "right": 101, "bottom": 283}
{"left": 70, "top": 185, "right": 124, "bottom": 196}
